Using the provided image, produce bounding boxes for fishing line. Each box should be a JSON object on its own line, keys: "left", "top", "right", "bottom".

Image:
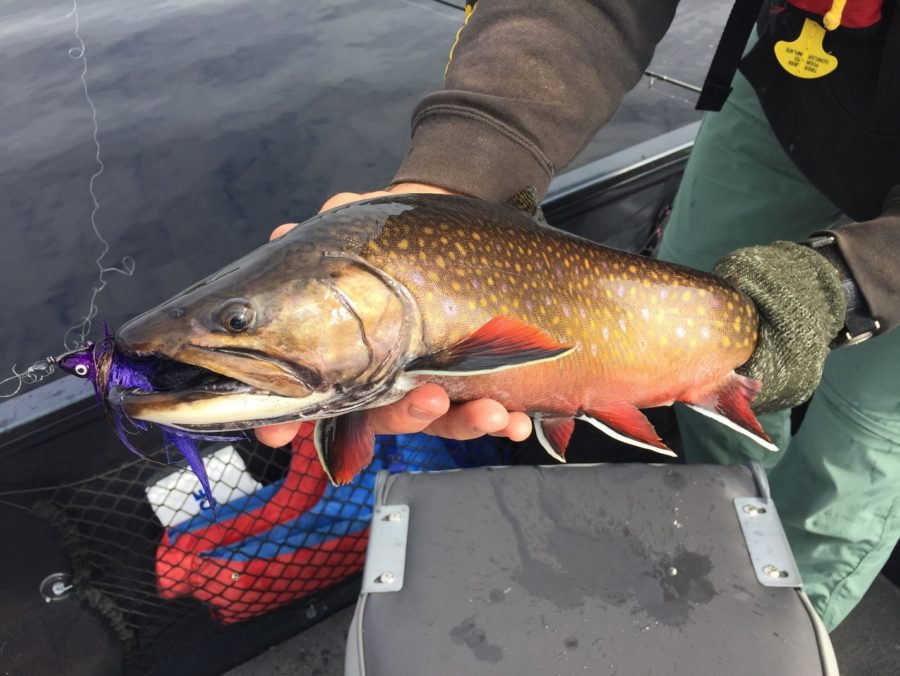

{"left": 1, "top": 0, "right": 135, "bottom": 399}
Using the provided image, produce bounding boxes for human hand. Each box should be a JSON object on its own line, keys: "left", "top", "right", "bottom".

{"left": 713, "top": 241, "right": 847, "bottom": 413}
{"left": 255, "top": 183, "right": 533, "bottom": 448}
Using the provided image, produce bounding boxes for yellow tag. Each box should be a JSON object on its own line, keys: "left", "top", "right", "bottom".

{"left": 774, "top": 19, "right": 838, "bottom": 79}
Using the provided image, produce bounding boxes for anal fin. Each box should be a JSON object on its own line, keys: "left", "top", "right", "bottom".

{"left": 314, "top": 411, "right": 375, "bottom": 486}
{"left": 684, "top": 372, "right": 777, "bottom": 452}
{"left": 580, "top": 404, "right": 677, "bottom": 458}
{"left": 535, "top": 417, "right": 575, "bottom": 463}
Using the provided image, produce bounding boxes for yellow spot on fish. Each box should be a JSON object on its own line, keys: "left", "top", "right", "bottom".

{"left": 733, "top": 318, "right": 742, "bottom": 332}
{"left": 490, "top": 293, "right": 498, "bottom": 303}
{"left": 423, "top": 226, "right": 434, "bottom": 235}
{"left": 659, "top": 336, "right": 669, "bottom": 347}
{"left": 448, "top": 251, "right": 456, "bottom": 261}
{"left": 436, "top": 256, "right": 446, "bottom": 268}
{"left": 369, "top": 241, "right": 381, "bottom": 253}
{"left": 428, "top": 271, "right": 439, "bottom": 282}
{"left": 727, "top": 301, "right": 734, "bottom": 311}
{"left": 690, "top": 339, "right": 698, "bottom": 348}
{"left": 628, "top": 265, "right": 637, "bottom": 273}
{"left": 552, "top": 316, "right": 561, "bottom": 325}
{"left": 698, "top": 289, "right": 707, "bottom": 297}
{"left": 642, "top": 279, "right": 651, "bottom": 288}
{"left": 451, "top": 281, "right": 461, "bottom": 292}
{"left": 696, "top": 306, "right": 706, "bottom": 316}
{"left": 629, "top": 288, "right": 637, "bottom": 298}
{"left": 425, "top": 291, "right": 434, "bottom": 301}
{"left": 472, "top": 231, "right": 481, "bottom": 241}
{"left": 454, "top": 242, "right": 466, "bottom": 256}
{"left": 682, "top": 291, "right": 692, "bottom": 302}
{"left": 722, "top": 336, "right": 731, "bottom": 348}
{"left": 468, "top": 300, "right": 477, "bottom": 310}
{"left": 397, "top": 239, "right": 409, "bottom": 250}
{"left": 440, "top": 236, "right": 449, "bottom": 245}
{"left": 480, "top": 298, "right": 488, "bottom": 308}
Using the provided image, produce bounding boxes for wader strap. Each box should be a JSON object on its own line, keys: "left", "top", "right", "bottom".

{"left": 697, "top": 0, "right": 766, "bottom": 111}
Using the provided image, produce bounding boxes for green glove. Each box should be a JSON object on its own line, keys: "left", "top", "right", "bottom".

{"left": 713, "top": 241, "right": 847, "bottom": 413}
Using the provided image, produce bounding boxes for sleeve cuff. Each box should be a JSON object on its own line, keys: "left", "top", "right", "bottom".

{"left": 390, "top": 105, "right": 554, "bottom": 203}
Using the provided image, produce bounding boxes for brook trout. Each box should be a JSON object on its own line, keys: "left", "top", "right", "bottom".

{"left": 117, "top": 195, "right": 774, "bottom": 485}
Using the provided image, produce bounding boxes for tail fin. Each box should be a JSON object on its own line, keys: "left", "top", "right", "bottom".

{"left": 684, "top": 372, "right": 778, "bottom": 452}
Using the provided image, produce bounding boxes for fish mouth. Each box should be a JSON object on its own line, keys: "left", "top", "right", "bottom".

{"left": 116, "top": 350, "right": 331, "bottom": 433}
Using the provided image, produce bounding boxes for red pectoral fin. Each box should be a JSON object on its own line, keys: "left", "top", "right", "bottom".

{"left": 684, "top": 372, "right": 777, "bottom": 451}
{"left": 581, "top": 404, "right": 676, "bottom": 457}
{"left": 406, "top": 316, "right": 574, "bottom": 374}
{"left": 314, "top": 411, "right": 375, "bottom": 486}
{"left": 535, "top": 417, "right": 575, "bottom": 463}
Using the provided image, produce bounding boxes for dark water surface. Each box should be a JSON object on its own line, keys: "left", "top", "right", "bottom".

{"left": 0, "top": 0, "right": 727, "bottom": 392}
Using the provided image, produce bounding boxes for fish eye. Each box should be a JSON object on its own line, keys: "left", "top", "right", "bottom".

{"left": 220, "top": 301, "right": 255, "bottom": 333}
{"left": 74, "top": 364, "right": 89, "bottom": 377}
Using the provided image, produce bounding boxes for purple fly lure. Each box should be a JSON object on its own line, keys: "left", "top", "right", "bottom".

{"left": 57, "top": 326, "right": 228, "bottom": 510}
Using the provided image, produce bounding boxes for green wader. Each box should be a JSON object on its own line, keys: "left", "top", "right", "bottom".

{"left": 656, "top": 67, "right": 900, "bottom": 631}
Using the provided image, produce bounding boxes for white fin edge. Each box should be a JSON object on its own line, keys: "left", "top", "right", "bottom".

{"left": 313, "top": 419, "right": 340, "bottom": 486}
{"left": 405, "top": 347, "right": 576, "bottom": 378}
{"left": 577, "top": 415, "right": 678, "bottom": 458}
{"left": 534, "top": 418, "right": 567, "bottom": 464}
{"left": 685, "top": 404, "right": 779, "bottom": 452}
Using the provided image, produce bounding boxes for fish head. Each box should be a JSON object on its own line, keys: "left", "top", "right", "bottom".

{"left": 115, "top": 232, "right": 416, "bottom": 431}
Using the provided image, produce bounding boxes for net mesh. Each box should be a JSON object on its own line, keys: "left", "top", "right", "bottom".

{"left": 24, "top": 423, "right": 511, "bottom": 674}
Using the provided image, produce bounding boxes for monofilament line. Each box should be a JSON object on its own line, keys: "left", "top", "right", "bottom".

{"left": 1, "top": 0, "right": 136, "bottom": 398}
{"left": 62, "top": 0, "right": 135, "bottom": 351}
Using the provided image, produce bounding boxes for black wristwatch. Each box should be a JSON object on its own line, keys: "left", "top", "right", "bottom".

{"left": 801, "top": 235, "right": 881, "bottom": 347}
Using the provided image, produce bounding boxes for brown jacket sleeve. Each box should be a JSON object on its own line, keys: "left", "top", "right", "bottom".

{"left": 830, "top": 186, "right": 900, "bottom": 332}
{"left": 391, "top": 0, "right": 678, "bottom": 202}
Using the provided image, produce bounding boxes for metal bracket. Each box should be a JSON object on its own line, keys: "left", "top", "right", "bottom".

{"left": 40, "top": 572, "right": 74, "bottom": 602}
{"left": 734, "top": 498, "right": 802, "bottom": 588}
{"left": 361, "top": 505, "right": 409, "bottom": 594}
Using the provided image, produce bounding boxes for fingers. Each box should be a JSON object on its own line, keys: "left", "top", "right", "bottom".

{"left": 368, "top": 383, "right": 451, "bottom": 435}
{"left": 269, "top": 222, "right": 298, "bottom": 241}
{"left": 255, "top": 421, "right": 302, "bottom": 448}
{"left": 272, "top": 186, "right": 458, "bottom": 241}
{"left": 368, "top": 384, "right": 532, "bottom": 441}
{"left": 319, "top": 191, "right": 391, "bottom": 213}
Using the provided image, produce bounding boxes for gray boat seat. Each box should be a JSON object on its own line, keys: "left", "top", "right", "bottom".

{"left": 344, "top": 463, "right": 838, "bottom": 676}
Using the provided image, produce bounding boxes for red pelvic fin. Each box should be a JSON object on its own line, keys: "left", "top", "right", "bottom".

{"left": 314, "top": 411, "right": 375, "bottom": 486}
{"left": 406, "top": 316, "right": 574, "bottom": 374}
{"left": 581, "top": 404, "right": 676, "bottom": 457}
{"left": 535, "top": 417, "right": 576, "bottom": 463}
{"left": 684, "top": 372, "right": 777, "bottom": 451}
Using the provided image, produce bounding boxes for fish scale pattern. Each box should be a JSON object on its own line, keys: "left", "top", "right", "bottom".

{"left": 351, "top": 196, "right": 761, "bottom": 414}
